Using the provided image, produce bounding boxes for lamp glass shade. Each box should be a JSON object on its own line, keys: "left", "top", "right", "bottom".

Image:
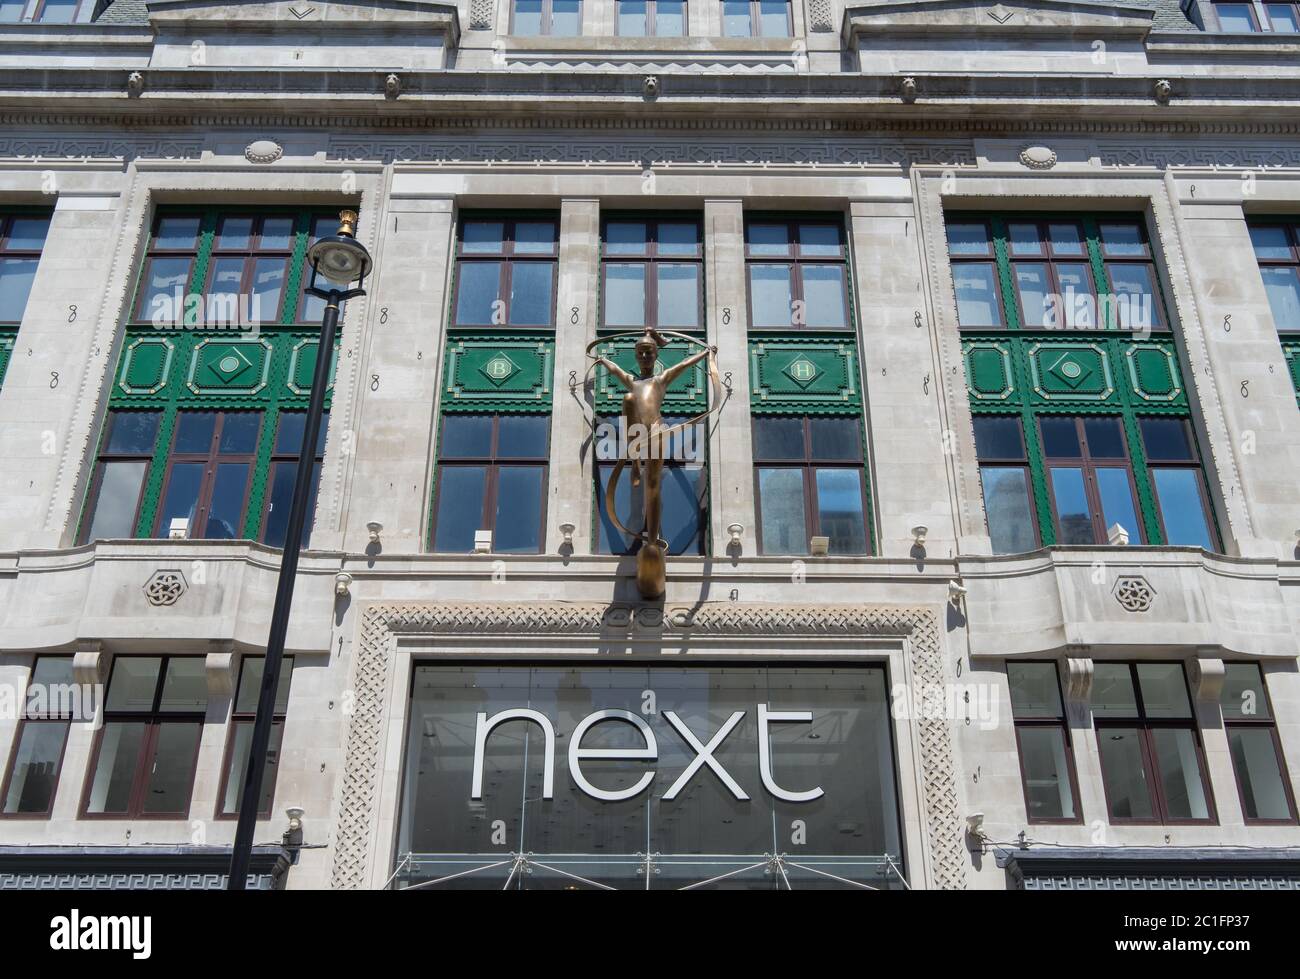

{"left": 307, "top": 235, "right": 372, "bottom": 285}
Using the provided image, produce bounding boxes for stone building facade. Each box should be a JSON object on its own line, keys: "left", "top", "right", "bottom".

{"left": 0, "top": 0, "right": 1299, "bottom": 890}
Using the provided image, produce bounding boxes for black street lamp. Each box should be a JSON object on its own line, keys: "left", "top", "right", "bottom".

{"left": 227, "top": 209, "right": 371, "bottom": 890}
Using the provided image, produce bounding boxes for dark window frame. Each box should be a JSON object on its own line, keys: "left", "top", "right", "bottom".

{"left": 259, "top": 409, "right": 329, "bottom": 549}
{"left": 80, "top": 410, "right": 162, "bottom": 544}
{"left": 1138, "top": 416, "right": 1220, "bottom": 551}
{"left": 1249, "top": 219, "right": 1300, "bottom": 333}
{"left": 743, "top": 217, "right": 852, "bottom": 332}
{"left": 946, "top": 217, "right": 1007, "bottom": 330}
{"left": 429, "top": 413, "right": 551, "bottom": 554}
{"left": 1221, "top": 663, "right": 1298, "bottom": 826}
{"left": 972, "top": 414, "right": 1042, "bottom": 552}
{"left": 1213, "top": 1, "right": 1261, "bottom": 30}
{"left": 214, "top": 656, "right": 294, "bottom": 820}
{"left": 80, "top": 656, "right": 206, "bottom": 820}
{"left": 131, "top": 210, "right": 206, "bottom": 323}
{"left": 1038, "top": 415, "right": 1147, "bottom": 546}
{"left": 615, "top": 0, "right": 688, "bottom": 34}
{"left": 200, "top": 213, "right": 297, "bottom": 328}
{"left": 451, "top": 214, "right": 560, "bottom": 329}
{"left": 599, "top": 215, "right": 704, "bottom": 333}
{"left": 29, "top": 0, "right": 87, "bottom": 24}
{"left": 1097, "top": 219, "right": 1167, "bottom": 331}
{"left": 510, "top": 0, "right": 583, "bottom": 35}
{"left": 1004, "top": 218, "right": 1099, "bottom": 330}
{"left": 751, "top": 414, "right": 870, "bottom": 555}
{"left": 0, "top": 656, "right": 75, "bottom": 820}
{"left": 1007, "top": 660, "right": 1084, "bottom": 826}
{"left": 0, "top": 210, "right": 51, "bottom": 327}
{"left": 151, "top": 410, "right": 262, "bottom": 540}
{"left": 1262, "top": 2, "right": 1300, "bottom": 30}
{"left": 721, "top": 0, "right": 792, "bottom": 37}
{"left": 1093, "top": 661, "right": 1218, "bottom": 826}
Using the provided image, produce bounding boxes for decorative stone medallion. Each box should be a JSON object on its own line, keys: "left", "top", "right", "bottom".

{"left": 1019, "top": 145, "right": 1058, "bottom": 170}
{"left": 144, "top": 570, "right": 188, "bottom": 607}
{"left": 1112, "top": 576, "right": 1155, "bottom": 613}
{"left": 244, "top": 139, "right": 284, "bottom": 165}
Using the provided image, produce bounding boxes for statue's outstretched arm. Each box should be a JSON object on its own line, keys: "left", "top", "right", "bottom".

{"left": 596, "top": 357, "right": 636, "bottom": 389}
{"left": 658, "top": 345, "right": 715, "bottom": 387}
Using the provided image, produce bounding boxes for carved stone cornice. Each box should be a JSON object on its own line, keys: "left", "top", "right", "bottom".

{"left": 328, "top": 601, "right": 967, "bottom": 890}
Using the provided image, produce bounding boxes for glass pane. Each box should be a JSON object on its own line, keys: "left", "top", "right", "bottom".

{"left": 1138, "top": 417, "right": 1192, "bottom": 461}
{"left": 221, "top": 721, "right": 286, "bottom": 815}
{"left": 758, "top": 468, "right": 807, "bottom": 554}
{"left": 441, "top": 414, "right": 494, "bottom": 457}
{"left": 250, "top": 257, "right": 285, "bottom": 323}
{"left": 596, "top": 463, "right": 638, "bottom": 553}
{"left": 0, "top": 257, "right": 39, "bottom": 322}
{"left": 30, "top": 657, "right": 75, "bottom": 691}
{"left": 142, "top": 722, "right": 201, "bottom": 814}
{"left": 1018, "top": 727, "right": 1077, "bottom": 821}
{"left": 462, "top": 221, "right": 505, "bottom": 253}
{"left": 655, "top": 0, "right": 685, "bottom": 34}
{"left": 605, "top": 222, "right": 648, "bottom": 254}
{"left": 159, "top": 658, "right": 208, "bottom": 712}
{"left": 1136, "top": 663, "right": 1192, "bottom": 719}
{"left": 752, "top": 416, "right": 805, "bottom": 460}
{"left": 1151, "top": 728, "right": 1210, "bottom": 820}
{"left": 748, "top": 265, "right": 793, "bottom": 327}
{"left": 946, "top": 222, "right": 991, "bottom": 256}
{"left": 798, "top": 224, "right": 841, "bottom": 257}
{"left": 154, "top": 215, "right": 201, "bottom": 250}
{"left": 809, "top": 417, "right": 861, "bottom": 460}
{"left": 1107, "top": 264, "right": 1159, "bottom": 332}
{"left": 973, "top": 416, "right": 1024, "bottom": 460}
{"left": 1249, "top": 225, "right": 1293, "bottom": 260}
{"left": 262, "top": 460, "right": 322, "bottom": 550}
{"left": 497, "top": 415, "right": 549, "bottom": 458}
{"left": 157, "top": 462, "right": 205, "bottom": 537}
{"left": 508, "top": 261, "right": 555, "bottom": 325}
{"left": 203, "top": 463, "right": 248, "bottom": 539}
{"left": 657, "top": 221, "right": 697, "bottom": 255}
{"left": 604, "top": 263, "right": 647, "bottom": 327}
{"left": 550, "top": 0, "right": 581, "bottom": 34}
{"left": 1055, "top": 264, "right": 1094, "bottom": 328}
{"left": 1267, "top": 4, "right": 1300, "bottom": 30}
{"left": 173, "top": 411, "right": 216, "bottom": 454}
{"left": 218, "top": 413, "right": 260, "bottom": 454}
{"left": 514, "top": 221, "right": 556, "bottom": 254}
{"left": 1048, "top": 223, "right": 1086, "bottom": 256}
{"left": 814, "top": 469, "right": 867, "bottom": 554}
{"left": 236, "top": 657, "right": 295, "bottom": 714}
{"left": 138, "top": 256, "right": 191, "bottom": 324}
{"left": 106, "top": 657, "right": 162, "bottom": 712}
{"left": 1151, "top": 468, "right": 1213, "bottom": 549}
{"left": 513, "top": 0, "right": 543, "bottom": 33}
{"left": 1100, "top": 223, "right": 1147, "bottom": 256}
{"left": 660, "top": 465, "right": 704, "bottom": 554}
{"left": 1220, "top": 663, "right": 1270, "bottom": 720}
{"left": 1007, "top": 662, "right": 1063, "bottom": 717}
{"left": 493, "top": 466, "right": 544, "bottom": 553}
{"left": 1259, "top": 267, "right": 1300, "bottom": 330}
{"left": 1098, "top": 727, "right": 1154, "bottom": 820}
{"left": 1007, "top": 223, "right": 1043, "bottom": 256}
{"left": 86, "top": 722, "right": 146, "bottom": 814}
{"left": 1039, "top": 416, "right": 1080, "bottom": 457}
{"left": 747, "top": 223, "right": 790, "bottom": 255}
{"left": 217, "top": 216, "right": 253, "bottom": 250}
{"left": 1092, "top": 663, "right": 1138, "bottom": 716}
{"left": 1229, "top": 729, "right": 1293, "bottom": 820}
{"left": 454, "top": 262, "right": 502, "bottom": 325}
{"left": 656, "top": 264, "right": 700, "bottom": 328}
{"left": 1080, "top": 417, "right": 1125, "bottom": 459}
{"left": 618, "top": 0, "right": 647, "bottom": 35}
{"left": 758, "top": 0, "right": 789, "bottom": 36}
{"left": 1, "top": 723, "right": 69, "bottom": 815}
{"left": 433, "top": 467, "right": 487, "bottom": 552}
{"left": 800, "top": 265, "right": 848, "bottom": 328}
{"left": 1217, "top": 3, "right": 1257, "bottom": 30}
{"left": 1014, "top": 263, "right": 1051, "bottom": 328}
{"left": 34, "top": 0, "right": 76, "bottom": 22}
{"left": 952, "top": 263, "right": 1002, "bottom": 327}
{"left": 5, "top": 217, "right": 49, "bottom": 250}
{"left": 85, "top": 461, "right": 148, "bottom": 540}
{"left": 1095, "top": 468, "right": 1141, "bottom": 544}
{"left": 0, "top": 0, "right": 24, "bottom": 22}
{"left": 205, "top": 256, "right": 245, "bottom": 327}
{"left": 980, "top": 467, "right": 1037, "bottom": 554}
{"left": 275, "top": 410, "right": 328, "bottom": 456}
{"left": 1049, "top": 467, "right": 1094, "bottom": 544}
{"left": 260, "top": 217, "right": 294, "bottom": 251}
{"left": 105, "top": 411, "right": 161, "bottom": 454}
{"left": 722, "top": 0, "right": 751, "bottom": 35}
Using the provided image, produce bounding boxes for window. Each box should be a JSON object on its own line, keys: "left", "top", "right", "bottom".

{"left": 511, "top": 0, "right": 582, "bottom": 35}
{"left": 1214, "top": 1, "right": 1259, "bottom": 29}
{"left": 1097, "top": 220, "right": 1163, "bottom": 333}
{"left": 947, "top": 220, "right": 1004, "bottom": 328}
{"left": 431, "top": 414, "right": 549, "bottom": 553}
{"left": 1040, "top": 415, "right": 1145, "bottom": 546}
{"left": 972, "top": 416, "right": 1038, "bottom": 554}
{"left": 1265, "top": 2, "right": 1300, "bottom": 30}
{"left": 261, "top": 411, "right": 329, "bottom": 549}
{"left": 0, "top": 0, "right": 25, "bottom": 23}
{"left": 1005, "top": 219, "right": 1096, "bottom": 329}
{"left": 81, "top": 411, "right": 161, "bottom": 542}
{"left": 616, "top": 0, "right": 686, "bottom": 34}
{"left": 1007, "top": 662, "right": 1080, "bottom": 823}
{"left": 0, "top": 212, "right": 49, "bottom": 326}
{"left": 1, "top": 657, "right": 74, "bottom": 818}
{"left": 752, "top": 415, "right": 869, "bottom": 555}
{"left": 453, "top": 216, "right": 558, "bottom": 328}
{"left": 1220, "top": 664, "right": 1297, "bottom": 823}
{"left": 83, "top": 657, "right": 206, "bottom": 818}
{"left": 745, "top": 219, "right": 850, "bottom": 330}
{"left": 217, "top": 657, "right": 294, "bottom": 818}
{"left": 1248, "top": 220, "right": 1300, "bottom": 331}
{"left": 722, "top": 0, "right": 791, "bottom": 36}
{"left": 1138, "top": 417, "right": 1216, "bottom": 550}
{"left": 1092, "top": 662, "right": 1215, "bottom": 824}
{"left": 595, "top": 417, "right": 705, "bottom": 555}
{"left": 153, "top": 411, "right": 261, "bottom": 540}
{"left": 601, "top": 217, "right": 702, "bottom": 332}
{"left": 31, "top": 0, "right": 83, "bottom": 23}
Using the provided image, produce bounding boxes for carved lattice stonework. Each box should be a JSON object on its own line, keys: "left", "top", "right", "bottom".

{"left": 1113, "top": 576, "right": 1156, "bottom": 613}
{"left": 469, "top": 0, "right": 494, "bottom": 29}
{"left": 328, "top": 601, "right": 968, "bottom": 891}
{"left": 807, "top": 0, "right": 834, "bottom": 31}
{"left": 143, "top": 570, "right": 187, "bottom": 607}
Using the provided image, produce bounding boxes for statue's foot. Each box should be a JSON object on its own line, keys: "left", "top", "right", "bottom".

{"left": 636, "top": 542, "right": 666, "bottom": 599}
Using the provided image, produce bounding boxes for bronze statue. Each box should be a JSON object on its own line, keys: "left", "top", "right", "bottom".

{"left": 590, "top": 328, "right": 717, "bottom": 599}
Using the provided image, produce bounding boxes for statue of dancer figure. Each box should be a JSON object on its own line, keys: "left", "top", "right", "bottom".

{"left": 593, "top": 327, "right": 715, "bottom": 598}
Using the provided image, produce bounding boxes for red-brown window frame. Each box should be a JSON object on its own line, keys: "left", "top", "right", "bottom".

{"left": 1007, "top": 660, "right": 1084, "bottom": 825}
{"left": 945, "top": 217, "right": 1007, "bottom": 330}
{"left": 599, "top": 215, "right": 704, "bottom": 333}
{"left": 743, "top": 217, "right": 851, "bottom": 331}
{"left": 614, "top": 0, "right": 687, "bottom": 34}
{"left": 451, "top": 214, "right": 560, "bottom": 329}
{"left": 1038, "top": 414, "right": 1147, "bottom": 546}
{"left": 214, "top": 656, "right": 294, "bottom": 820}
{"left": 1221, "top": 663, "right": 1298, "bottom": 826}
{"left": 1003, "top": 218, "right": 1099, "bottom": 330}
{"left": 151, "top": 410, "right": 262, "bottom": 540}
{"left": 0, "top": 656, "right": 75, "bottom": 820}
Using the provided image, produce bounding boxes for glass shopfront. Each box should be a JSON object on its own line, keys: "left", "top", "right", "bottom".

{"left": 395, "top": 663, "right": 906, "bottom": 890}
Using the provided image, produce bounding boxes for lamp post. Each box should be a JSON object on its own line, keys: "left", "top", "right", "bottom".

{"left": 227, "top": 209, "right": 371, "bottom": 890}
